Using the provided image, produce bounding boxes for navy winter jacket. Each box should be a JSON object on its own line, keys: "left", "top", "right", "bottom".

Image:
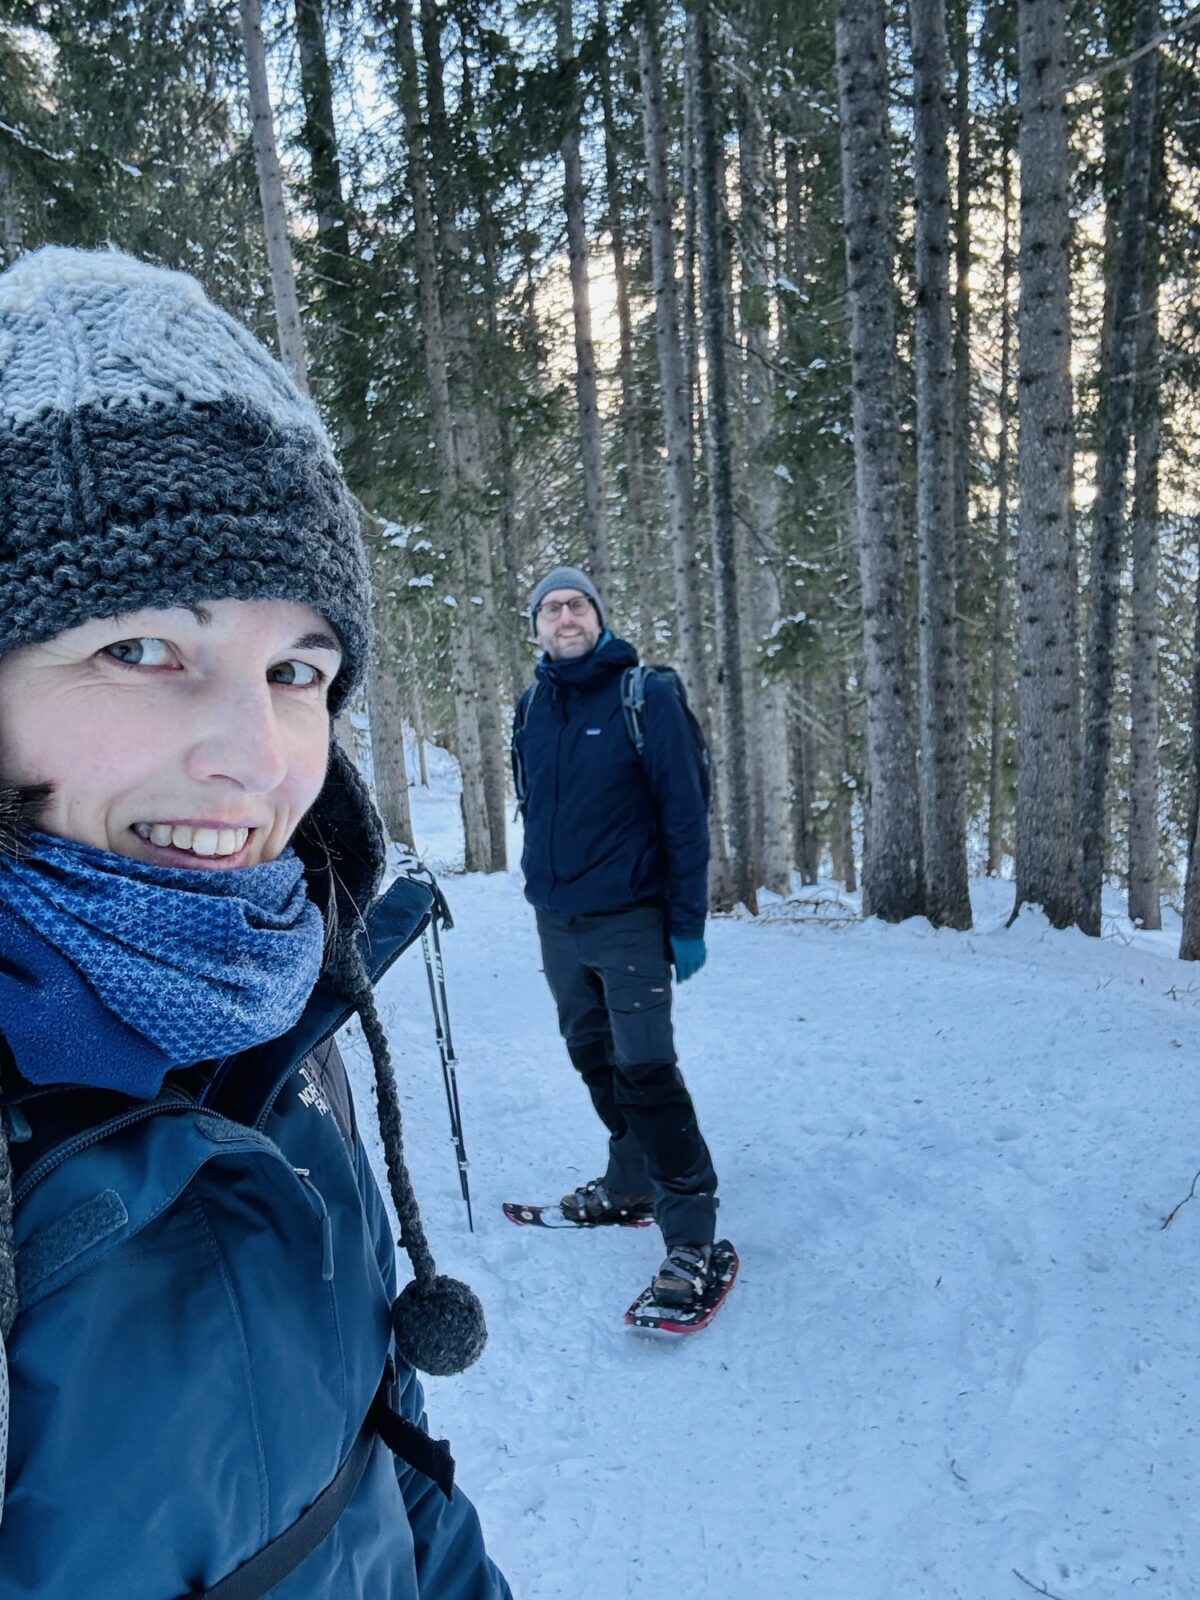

{"left": 514, "top": 635, "right": 709, "bottom": 939}
{"left": 0, "top": 875, "right": 511, "bottom": 1600}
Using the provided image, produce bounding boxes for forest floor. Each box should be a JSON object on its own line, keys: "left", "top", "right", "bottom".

{"left": 339, "top": 745, "right": 1200, "bottom": 1599}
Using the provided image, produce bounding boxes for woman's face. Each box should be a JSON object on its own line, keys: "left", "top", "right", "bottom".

{"left": 0, "top": 598, "right": 343, "bottom": 868}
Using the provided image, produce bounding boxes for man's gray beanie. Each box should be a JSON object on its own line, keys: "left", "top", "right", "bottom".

{"left": 529, "top": 564, "right": 605, "bottom": 635}
{"left": 0, "top": 246, "right": 370, "bottom": 712}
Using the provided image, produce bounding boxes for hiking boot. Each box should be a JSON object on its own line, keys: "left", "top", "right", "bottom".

{"left": 651, "top": 1243, "right": 715, "bottom": 1308}
{"left": 560, "top": 1179, "right": 654, "bottom": 1226}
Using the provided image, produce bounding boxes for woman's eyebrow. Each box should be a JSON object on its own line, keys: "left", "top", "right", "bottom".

{"left": 292, "top": 631, "right": 342, "bottom": 654}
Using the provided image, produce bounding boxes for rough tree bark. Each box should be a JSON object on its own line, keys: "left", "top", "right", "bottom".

{"left": 950, "top": 0, "right": 972, "bottom": 601}
{"left": 640, "top": 0, "right": 708, "bottom": 706}
{"left": 385, "top": 0, "right": 490, "bottom": 870}
{"left": 295, "top": 0, "right": 347, "bottom": 247}
{"left": 738, "top": 69, "right": 792, "bottom": 897}
{"left": 911, "top": 0, "right": 971, "bottom": 928}
{"left": 597, "top": 0, "right": 653, "bottom": 645}
{"left": 293, "top": 0, "right": 368, "bottom": 460}
{"left": 0, "top": 157, "right": 21, "bottom": 266}
{"left": 400, "top": 610, "right": 430, "bottom": 789}
{"left": 238, "top": 0, "right": 310, "bottom": 391}
{"left": 1182, "top": 546, "right": 1200, "bottom": 959}
{"left": 419, "top": 0, "right": 508, "bottom": 870}
{"left": 1127, "top": 127, "right": 1164, "bottom": 930}
{"left": 689, "top": 0, "right": 757, "bottom": 913}
{"left": 1012, "top": 0, "right": 1079, "bottom": 928}
{"left": 835, "top": 0, "right": 924, "bottom": 921}
{"left": 558, "top": 0, "right": 611, "bottom": 595}
{"left": 369, "top": 651, "right": 415, "bottom": 849}
{"left": 987, "top": 129, "right": 1015, "bottom": 876}
{"left": 1076, "top": 0, "right": 1159, "bottom": 935}
{"left": 829, "top": 661, "right": 858, "bottom": 893}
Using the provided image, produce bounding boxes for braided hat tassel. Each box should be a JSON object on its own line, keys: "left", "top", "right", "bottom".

{"left": 332, "top": 935, "right": 486, "bottom": 1377}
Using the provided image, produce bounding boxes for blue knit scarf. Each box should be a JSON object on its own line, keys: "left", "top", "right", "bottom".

{"left": 0, "top": 831, "right": 324, "bottom": 1096}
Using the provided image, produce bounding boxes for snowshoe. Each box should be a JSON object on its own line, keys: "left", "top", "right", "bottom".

{"left": 560, "top": 1179, "right": 654, "bottom": 1226}
{"left": 625, "top": 1240, "right": 739, "bottom": 1334}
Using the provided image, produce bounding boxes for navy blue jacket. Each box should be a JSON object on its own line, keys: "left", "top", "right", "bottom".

{"left": 514, "top": 635, "right": 709, "bottom": 939}
{"left": 0, "top": 876, "right": 511, "bottom": 1600}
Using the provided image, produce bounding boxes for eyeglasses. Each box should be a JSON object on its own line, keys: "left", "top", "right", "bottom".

{"left": 538, "top": 596, "right": 593, "bottom": 621}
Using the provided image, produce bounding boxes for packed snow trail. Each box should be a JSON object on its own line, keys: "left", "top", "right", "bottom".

{"left": 336, "top": 762, "right": 1200, "bottom": 1597}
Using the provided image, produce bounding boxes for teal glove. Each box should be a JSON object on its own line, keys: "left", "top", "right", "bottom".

{"left": 670, "top": 935, "right": 707, "bottom": 983}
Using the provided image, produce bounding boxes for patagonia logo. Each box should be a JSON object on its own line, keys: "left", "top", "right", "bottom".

{"left": 586, "top": 727, "right": 602, "bottom": 736}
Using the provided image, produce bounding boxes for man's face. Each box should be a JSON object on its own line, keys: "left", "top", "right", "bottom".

{"left": 534, "top": 588, "right": 602, "bottom": 661}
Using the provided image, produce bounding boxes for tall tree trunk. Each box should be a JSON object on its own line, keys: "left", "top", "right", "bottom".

{"left": 1182, "top": 538, "right": 1200, "bottom": 960}
{"left": 790, "top": 679, "right": 819, "bottom": 886}
{"left": 238, "top": 0, "right": 310, "bottom": 391}
{"left": 689, "top": 0, "right": 757, "bottom": 913}
{"left": 295, "top": 0, "right": 346, "bottom": 246}
{"left": 401, "top": 610, "right": 431, "bottom": 789}
{"left": 597, "top": 0, "right": 651, "bottom": 640}
{"left": 369, "top": 651, "right": 415, "bottom": 849}
{"left": 681, "top": 55, "right": 704, "bottom": 458}
{"left": 1076, "top": 0, "right": 1159, "bottom": 935}
{"left": 385, "top": 0, "right": 490, "bottom": 869}
{"left": 0, "top": 156, "right": 21, "bottom": 266}
{"left": 558, "top": 0, "right": 611, "bottom": 594}
{"left": 1127, "top": 131, "right": 1164, "bottom": 930}
{"left": 829, "top": 662, "right": 858, "bottom": 893}
{"left": 738, "top": 69, "right": 791, "bottom": 897}
{"left": 419, "top": 0, "right": 508, "bottom": 870}
{"left": 835, "top": 0, "right": 923, "bottom": 922}
{"left": 1012, "top": 0, "right": 1078, "bottom": 928}
{"left": 911, "top": 0, "right": 971, "bottom": 928}
{"left": 987, "top": 129, "right": 1015, "bottom": 876}
{"left": 950, "top": 0, "right": 972, "bottom": 601}
{"left": 640, "top": 0, "right": 707, "bottom": 705}
{"left": 294, "top": 0, "right": 365, "bottom": 454}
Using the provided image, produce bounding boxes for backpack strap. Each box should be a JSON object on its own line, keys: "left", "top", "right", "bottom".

{"left": 620, "top": 665, "right": 649, "bottom": 757}
{"left": 511, "top": 681, "right": 540, "bottom": 811}
{"left": 186, "top": 1361, "right": 454, "bottom": 1600}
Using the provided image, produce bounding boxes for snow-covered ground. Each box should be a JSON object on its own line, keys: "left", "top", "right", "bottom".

{"left": 341, "top": 745, "right": 1200, "bottom": 1599}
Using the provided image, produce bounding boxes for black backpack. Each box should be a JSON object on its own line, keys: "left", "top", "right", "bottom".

{"left": 512, "top": 664, "right": 713, "bottom": 812}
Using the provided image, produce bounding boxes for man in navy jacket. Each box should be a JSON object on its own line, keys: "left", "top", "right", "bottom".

{"left": 512, "top": 565, "right": 720, "bottom": 1309}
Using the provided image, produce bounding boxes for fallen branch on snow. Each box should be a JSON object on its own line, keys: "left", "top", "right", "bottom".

{"left": 1160, "top": 1169, "right": 1200, "bottom": 1230}
{"left": 1012, "top": 1570, "right": 1069, "bottom": 1600}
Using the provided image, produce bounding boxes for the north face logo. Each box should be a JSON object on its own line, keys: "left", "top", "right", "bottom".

{"left": 298, "top": 1065, "right": 330, "bottom": 1117}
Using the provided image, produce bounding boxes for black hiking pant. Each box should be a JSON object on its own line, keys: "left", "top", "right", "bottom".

{"left": 535, "top": 905, "right": 718, "bottom": 1248}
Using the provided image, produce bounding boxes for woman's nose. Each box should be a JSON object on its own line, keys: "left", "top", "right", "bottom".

{"left": 184, "top": 682, "right": 289, "bottom": 794}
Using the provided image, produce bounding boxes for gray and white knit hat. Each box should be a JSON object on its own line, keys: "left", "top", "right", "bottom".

{"left": 528, "top": 564, "right": 605, "bottom": 635}
{"left": 0, "top": 246, "right": 370, "bottom": 704}
{"left": 0, "top": 250, "right": 484, "bottom": 1428}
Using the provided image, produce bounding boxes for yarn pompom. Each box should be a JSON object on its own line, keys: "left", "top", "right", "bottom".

{"left": 391, "top": 1275, "right": 488, "bottom": 1376}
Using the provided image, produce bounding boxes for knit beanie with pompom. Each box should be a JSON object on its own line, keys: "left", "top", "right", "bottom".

{"left": 0, "top": 250, "right": 485, "bottom": 1458}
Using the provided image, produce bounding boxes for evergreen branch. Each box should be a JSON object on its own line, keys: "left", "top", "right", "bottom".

{"left": 0, "top": 119, "right": 72, "bottom": 164}
{"left": 1072, "top": 5, "right": 1200, "bottom": 90}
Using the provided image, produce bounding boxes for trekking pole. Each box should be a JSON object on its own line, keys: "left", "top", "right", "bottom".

{"left": 409, "top": 866, "right": 475, "bottom": 1232}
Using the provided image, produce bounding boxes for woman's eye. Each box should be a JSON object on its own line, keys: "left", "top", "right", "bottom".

{"left": 102, "top": 637, "right": 172, "bottom": 668}
{"left": 269, "top": 659, "right": 323, "bottom": 688}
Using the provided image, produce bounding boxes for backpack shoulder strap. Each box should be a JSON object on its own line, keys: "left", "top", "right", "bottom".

{"left": 620, "top": 665, "right": 649, "bottom": 757}
{"left": 511, "top": 681, "right": 540, "bottom": 811}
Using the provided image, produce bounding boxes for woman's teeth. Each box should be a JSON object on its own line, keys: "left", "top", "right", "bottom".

{"left": 133, "top": 823, "right": 251, "bottom": 858}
